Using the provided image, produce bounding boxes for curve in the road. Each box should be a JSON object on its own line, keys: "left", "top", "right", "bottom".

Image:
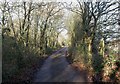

{"left": 33, "top": 47, "right": 88, "bottom": 82}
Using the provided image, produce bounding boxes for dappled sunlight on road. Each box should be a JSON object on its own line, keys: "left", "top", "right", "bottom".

{"left": 51, "top": 54, "right": 61, "bottom": 59}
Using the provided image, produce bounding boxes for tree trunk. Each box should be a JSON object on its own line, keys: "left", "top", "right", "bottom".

{"left": 34, "top": 15, "right": 38, "bottom": 48}
{"left": 26, "top": 2, "right": 32, "bottom": 47}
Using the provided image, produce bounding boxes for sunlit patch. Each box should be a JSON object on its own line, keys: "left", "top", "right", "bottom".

{"left": 51, "top": 54, "right": 61, "bottom": 59}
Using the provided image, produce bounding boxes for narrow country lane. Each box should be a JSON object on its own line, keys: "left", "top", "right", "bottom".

{"left": 33, "top": 47, "right": 88, "bottom": 82}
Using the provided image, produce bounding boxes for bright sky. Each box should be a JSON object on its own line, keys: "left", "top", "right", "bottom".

{"left": 1, "top": 0, "right": 118, "bottom": 2}
{"left": 60, "top": 29, "right": 68, "bottom": 39}
{"left": 0, "top": 0, "right": 77, "bottom": 2}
